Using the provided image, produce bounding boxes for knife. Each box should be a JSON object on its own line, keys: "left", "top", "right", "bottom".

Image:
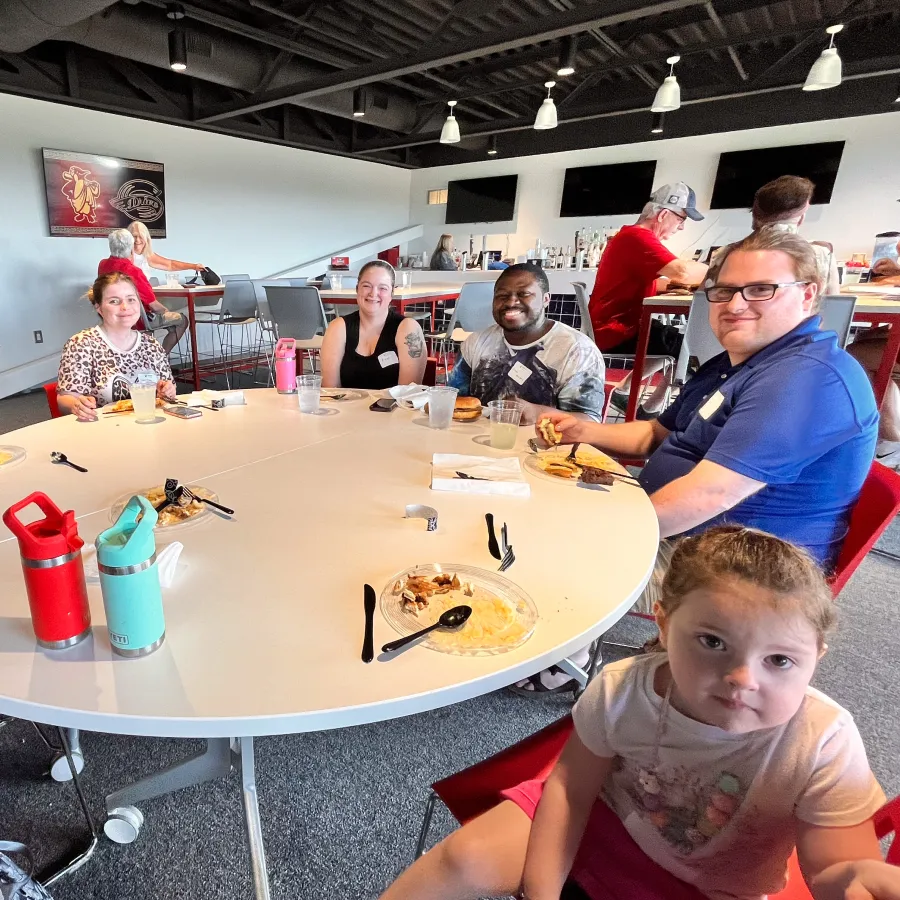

{"left": 485, "top": 513, "right": 501, "bottom": 560}
{"left": 362, "top": 584, "right": 376, "bottom": 663}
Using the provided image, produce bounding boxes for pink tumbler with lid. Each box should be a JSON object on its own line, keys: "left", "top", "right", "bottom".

{"left": 275, "top": 338, "right": 297, "bottom": 394}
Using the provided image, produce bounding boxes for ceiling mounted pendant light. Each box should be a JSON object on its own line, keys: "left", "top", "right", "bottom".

{"left": 440, "top": 100, "right": 461, "bottom": 144}
{"left": 166, "top": 3, "right": 186, "bottom": 71}
{"left": 487, "top": 135, "right": 498, "bottom": 155}
{"left": 803, "top": 24, "right": 843, "bottom": 91}
{"left": 534, "top": 81, "right": 558, "bottom": 130}
{"left": 557, "top": 35, "right": 577, "bottom": 77}
{"left": 353, "top": 87, "right": 366, "bottom": 117}
{"left": 651, "top": 55, "right": 681, "bottom": 112}
{"left": 651, "top": 112, "right": 665, "bottom": 134}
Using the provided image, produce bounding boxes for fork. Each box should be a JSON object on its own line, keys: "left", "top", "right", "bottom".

{"left": 181, "top": 485, "right": 235, "bottom": 516}
{"left": 566, "top": 442, "right": 581, "bottom": 462}
{"left": 498, "top": 545, "right": 516, "bottom": 573}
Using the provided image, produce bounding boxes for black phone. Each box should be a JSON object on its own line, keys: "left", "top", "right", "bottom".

{"left": 369, "top": 398, "right": 397, "bottom": 412}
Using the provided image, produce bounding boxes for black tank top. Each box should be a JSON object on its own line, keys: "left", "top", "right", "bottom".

{"left": 339, "top": 310, "right": 404, "bottom": 389}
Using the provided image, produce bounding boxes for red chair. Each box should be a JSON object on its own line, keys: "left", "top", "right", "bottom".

{"left": 828, "top": 462, "right": 900, "bottom": 595}
{"left": 43, "top": 382, "right": 62, "bottom": 419}
{"left": 415, "top": 715, "right": 574, "bottom": 856}
{"left": 415, "top": 716, "right": 900, "bottom": 900}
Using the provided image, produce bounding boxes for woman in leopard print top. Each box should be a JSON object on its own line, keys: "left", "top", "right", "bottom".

{"left": 57, "top": 273, "right": 176, "bottom": 421}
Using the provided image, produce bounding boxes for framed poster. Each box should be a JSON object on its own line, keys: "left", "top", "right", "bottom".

{"left": 42, "top": 148, "right": 167, "bottom": 237}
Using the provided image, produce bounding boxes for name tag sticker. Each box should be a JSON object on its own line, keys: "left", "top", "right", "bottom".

{"left": 508, "top": 361, "right": 532, "bottom": 385}
{"left": 378, "top": 350, "right": 399, "bottom": 368}
{"left": 698, "top": 390, "right": 725, "bottom": 420}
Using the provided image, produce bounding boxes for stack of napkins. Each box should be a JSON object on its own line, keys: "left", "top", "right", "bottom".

{"left": 389, "top": 384, "right": 430, "bottom": 409}
{"left": 183, "top": 389, "right": 245, "bottom": 407}
{"left": 431, "top": 454, "right": 530, "bottom": 497}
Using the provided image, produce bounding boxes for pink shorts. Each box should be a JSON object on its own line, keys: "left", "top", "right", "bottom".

{"left": 501, "top": 779, "right": 706, "bottom": 900}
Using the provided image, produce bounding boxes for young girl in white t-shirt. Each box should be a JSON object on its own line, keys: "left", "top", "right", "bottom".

{"left": 380, "top": 526, "right": 898, "bottom": 900}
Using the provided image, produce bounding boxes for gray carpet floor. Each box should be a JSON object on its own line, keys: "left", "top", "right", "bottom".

{"left": 1, "top": 388, "right": 898, "bottom": 900}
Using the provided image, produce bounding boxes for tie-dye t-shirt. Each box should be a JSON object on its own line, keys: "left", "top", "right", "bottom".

{"left": 573, "top": 654, "right": 884, "bottom": 900}
{"left": 448, "top": 321, "right": 606, "bottom": 421}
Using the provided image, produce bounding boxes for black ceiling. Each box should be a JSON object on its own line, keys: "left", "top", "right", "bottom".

{"left": 0, "top": 0, "right": 898, "bottom": 168}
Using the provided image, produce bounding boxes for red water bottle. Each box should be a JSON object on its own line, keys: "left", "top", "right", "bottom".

{"left": 3, "top": 492, "right": 91, "bottom": 649}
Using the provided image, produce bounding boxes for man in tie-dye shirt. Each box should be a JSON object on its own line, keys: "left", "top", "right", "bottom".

{"left": 448, "top": 264, "right": 606, "bottom": 424}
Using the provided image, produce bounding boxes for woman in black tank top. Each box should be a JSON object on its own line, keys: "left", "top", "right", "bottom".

{"left": 320, "top": 261, "right": 427, "bottom": 390}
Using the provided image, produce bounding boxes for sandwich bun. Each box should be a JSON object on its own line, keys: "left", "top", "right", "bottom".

{"left": 453, "top": 396, "right": 483, "bottom": 421}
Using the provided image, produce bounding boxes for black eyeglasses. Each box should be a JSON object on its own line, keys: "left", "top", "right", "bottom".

{"left": 704, "top": 282, "right": 810, "bottom": 303}
{"left": 666, "top": 209, "right": 687, "bottom": 222}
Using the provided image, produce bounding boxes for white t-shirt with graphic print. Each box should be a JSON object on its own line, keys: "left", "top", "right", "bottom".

{"left": 573, "top": 653, "right": 884, "bottom": 900}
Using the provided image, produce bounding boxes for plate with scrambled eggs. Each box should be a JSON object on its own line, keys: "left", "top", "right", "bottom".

{"left": 0, "top": 446, "right": 26, "bottom": 470}
{"left": 381, "top": 563, "right": 536, "bottom": 656}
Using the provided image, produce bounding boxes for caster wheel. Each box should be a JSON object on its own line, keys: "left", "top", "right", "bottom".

{"left": 50, "top": 750, "right": 85, "bottom": 782}
{"left": 104, "top": 806, "right": 145, "bottom": 844}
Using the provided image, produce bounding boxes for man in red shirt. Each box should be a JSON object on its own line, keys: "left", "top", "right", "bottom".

{"left": 589, "top": 183, "right": 708, "bottom": 415}
{"left": 98, "top": 228, "right": 188, "bottom": 354}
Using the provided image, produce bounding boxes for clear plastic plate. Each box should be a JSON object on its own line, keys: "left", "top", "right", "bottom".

{"left": 319, "top": 389, "right": 368, "bottom": 403}
{"left": 380, "top": 563, "right": 537, "bottom": 656}
{"left": 0, "top": 446, "right": 26, "bottom": 470}
{"left": 109, "top": 484, "right": 219, "bottom": 531}
{"left": 524, "top": 444, "right": 630, "bottom": 484}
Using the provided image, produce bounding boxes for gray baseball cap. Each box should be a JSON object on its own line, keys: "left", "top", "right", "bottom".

{"left": 650, "top": 182, "right": 704, "bottom": 221}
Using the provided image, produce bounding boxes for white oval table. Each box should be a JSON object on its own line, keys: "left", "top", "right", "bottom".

{"left": 0, "top": 390, "right": 659, "bottom": 899}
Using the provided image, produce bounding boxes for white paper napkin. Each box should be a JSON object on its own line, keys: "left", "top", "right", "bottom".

{"left": 431, "top": 454, "right": 530, "bottom": 497}
{"left": 183, "top": 389, "right": 246, "bottom": 407}
{"left": 82, "top": 542, "right": 183, "bottom": 588}
{"left": 389, "top": 383, "right": 430, "bottom": 410}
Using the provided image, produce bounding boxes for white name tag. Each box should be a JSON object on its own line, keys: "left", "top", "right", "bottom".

{"left": 508, "top": 361, "right": 532, "bottom": 385}
{"left": 698, "top": 390, "right": 725, "bottom": 420}
{"left": 378, "top": 350, "right": 399, "bottom": 368}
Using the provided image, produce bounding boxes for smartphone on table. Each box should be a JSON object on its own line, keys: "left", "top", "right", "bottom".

{"left": 369, "top": 398, "right": 397, "bottom": 412}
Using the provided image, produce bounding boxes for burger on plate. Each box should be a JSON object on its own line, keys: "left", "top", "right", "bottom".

{"left": 452, "top": 396, "right": 483, "bottom": 421}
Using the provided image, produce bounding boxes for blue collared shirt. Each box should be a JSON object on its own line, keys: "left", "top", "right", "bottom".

{"left": 639, "top": 316, "right": 878, "bottom": 567}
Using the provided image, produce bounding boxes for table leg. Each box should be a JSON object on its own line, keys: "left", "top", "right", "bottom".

{"left": 626, "top": 310, "right": 653, "bottom": 421}
{"left": 103, "top": 737, "right": 272, "bottom": 900}
{"left": 871, "top": 321, "right": 900, "bottom": 410}
{"left": 237, "top": 737, "right": 271, "bottom": 900}
{"left": 188, "top": 295, "right": 201, "bottom": 391}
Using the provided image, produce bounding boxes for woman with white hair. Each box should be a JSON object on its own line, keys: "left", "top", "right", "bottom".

{"left": 98, "top": 228, "right": 187, "bottom": 354}
{"left": 128, "top": 221, "right": 205, "bottom": 281}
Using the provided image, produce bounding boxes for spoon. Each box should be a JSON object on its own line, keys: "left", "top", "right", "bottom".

{"left": 381, "top": 605, "right": 472, "bottom": 654}
{"left": 50, "top": 452, "right": 88, "bottom": 473}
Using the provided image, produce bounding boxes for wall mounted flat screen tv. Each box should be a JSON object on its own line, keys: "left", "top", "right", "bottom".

{"left": 559, "top": 160, "right": 657, "bottom": 217}
{"left": 445, "top": 175, "right": 518, "bottom": 224}
{"left": 42, "top": 148, "right": 167, "bottom": 237}
{"left": 710, "top": 141, "right": 845, "bottom": 209}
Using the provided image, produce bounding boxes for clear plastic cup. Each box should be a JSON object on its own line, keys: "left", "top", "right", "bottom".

{"left": 331, "top": 273, "right": 343, "bottom": 291}
{"left": 130, "top": 383, "right": 158, "bottom": 423}
{"left": 427, "top": 386, "right": 458, "bottom": 429}
{"left": 488, "top": 400, "right": 523, "bottom": 449}
{"left": 298, "top": 374, "right": 322, "bottom": 413}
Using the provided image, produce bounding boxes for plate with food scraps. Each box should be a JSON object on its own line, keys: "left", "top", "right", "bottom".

{"left": 320, "top": 389, "right": 368, "bottom": 403}
{"left": 0, "top": 446, "right": 26, "bottom": 470}
{"left": 524, "top": 444, "right": 630, "bottom": 485}
{"left": 380, "top": 563, "right": 537, "bottom": 656}
{"left": 102, "top": 398, "right": 167, "bottom": 415}
{"left": 109, "top": 484, "right": 219, "bottom": 531}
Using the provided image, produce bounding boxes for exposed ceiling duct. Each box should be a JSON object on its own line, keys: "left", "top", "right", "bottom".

{"left": 0, "top": 0, "right": 118, "bottom": 53}
{"left": 53, "top": 5, "right": 422, "bottom": 132}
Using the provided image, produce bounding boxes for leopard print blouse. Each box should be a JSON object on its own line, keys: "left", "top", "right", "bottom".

{"left": 57, "top": 326, "right": 173, "bottom": 406}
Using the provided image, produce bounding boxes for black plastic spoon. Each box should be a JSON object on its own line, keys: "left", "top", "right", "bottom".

{"left": 381, "top": 605, "right": 473, "bottom": 654}
{"left": 50, "top": 452, "right": 87, "bottom": 473}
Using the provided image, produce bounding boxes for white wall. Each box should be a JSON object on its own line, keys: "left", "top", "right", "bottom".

{"left": 409, "top": 111, "right": 900, "bottom": 264}
{"left": 0, "top": 93, "right": 411, "bottom": 398}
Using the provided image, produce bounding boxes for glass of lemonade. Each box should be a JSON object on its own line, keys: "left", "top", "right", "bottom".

{"left": 488, "top": 400, "right": 523, "bottom": 449}
{"left": 297, "top": 374, "right": 322, "bottom": 413}
{"left": 131, "top": 371, "right": 159, "bottom": 423}
{"left": 427, "top": 386, "right": 458, "bottom": 429}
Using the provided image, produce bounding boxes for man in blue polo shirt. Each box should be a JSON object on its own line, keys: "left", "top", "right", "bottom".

{"left": 542, "top": 227, "right": 877, "bottom": 591}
